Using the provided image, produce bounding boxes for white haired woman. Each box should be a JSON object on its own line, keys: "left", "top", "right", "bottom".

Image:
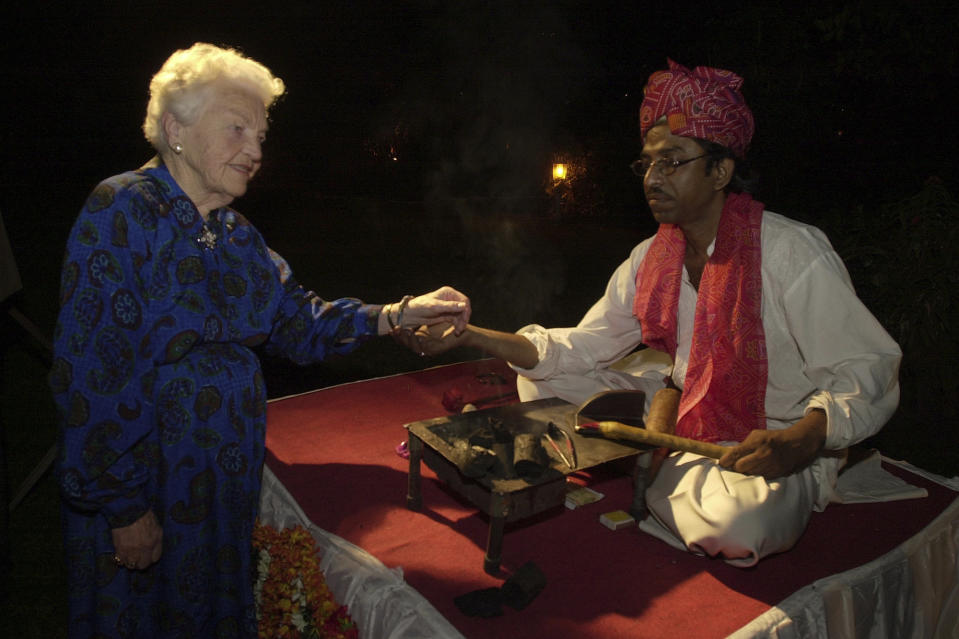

{"left": 49, "top": 42, "right": 469, "bottom": 638}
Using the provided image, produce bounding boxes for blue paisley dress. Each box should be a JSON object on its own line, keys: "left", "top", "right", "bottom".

{"left": 49, "top": 162, "right": 380, "bottom": 638}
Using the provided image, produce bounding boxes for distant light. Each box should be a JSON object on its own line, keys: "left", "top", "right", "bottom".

{"left": 552, "top": 163, "right": 567, "bottom": 180}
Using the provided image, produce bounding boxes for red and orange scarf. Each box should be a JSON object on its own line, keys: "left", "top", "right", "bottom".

{"left": 633, "top": 192, "right": 767, "bottom": 443}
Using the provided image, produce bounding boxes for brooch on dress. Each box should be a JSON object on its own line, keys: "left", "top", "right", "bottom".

{"left": 196, "top": 224, "right": 218, "bottom": 250}
{"left": 195, "top": 211, "right": 237, "bottom": 250}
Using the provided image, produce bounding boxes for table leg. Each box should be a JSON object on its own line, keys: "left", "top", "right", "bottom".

{"left": 484, "top": 492, "right": 508, "bottom": 575}
{"left": 406, "top": 434, "right": 423, "bottom": 510}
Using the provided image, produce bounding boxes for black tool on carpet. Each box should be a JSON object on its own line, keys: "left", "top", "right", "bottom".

{"left": 500, "top": 561, "right": 547, "bottom": 610}
{"left": 454, "top": 561, "right": 547, "bottom": 617}
{"left": 453, "top": 587, "right": 505, "bottom": 618}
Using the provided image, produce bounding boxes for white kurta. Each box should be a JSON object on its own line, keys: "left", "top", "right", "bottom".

{"left": 512, "top": 210, "right": 902, "bottom": 564}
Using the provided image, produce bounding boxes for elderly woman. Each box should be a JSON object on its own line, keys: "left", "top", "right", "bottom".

{"left": 49, "top": 43, "right": 469, "bottom": 638}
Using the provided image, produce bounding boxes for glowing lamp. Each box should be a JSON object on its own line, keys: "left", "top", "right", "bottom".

{"left": 552, "top": 163, "right": 567, "bottom": 180}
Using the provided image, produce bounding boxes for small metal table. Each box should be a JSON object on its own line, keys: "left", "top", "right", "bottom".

{"left": 405, "top": 397, "right": 640, "bottom": 574}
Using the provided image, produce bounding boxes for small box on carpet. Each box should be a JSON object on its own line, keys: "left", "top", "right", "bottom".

{"left": 600, "top": 510, "right": 635, "bottom": 530}
{"left": 565, "top": 485, "right": 604, "bottom": 509}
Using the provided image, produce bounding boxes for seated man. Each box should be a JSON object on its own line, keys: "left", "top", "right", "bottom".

{"left": 413, "top": 60, "right": 902, "bottom": 566}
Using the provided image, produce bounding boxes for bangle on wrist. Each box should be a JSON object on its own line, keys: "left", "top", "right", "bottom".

{"left": 384, "top": 303, "right": 396, "bottom": 330}
{"left": 396, "top": 295, "right": 414, "bottom": 330}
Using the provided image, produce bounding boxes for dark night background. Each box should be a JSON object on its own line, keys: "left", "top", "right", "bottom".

{"left": 2, "top": 2, "right": 957, "bottom": 635}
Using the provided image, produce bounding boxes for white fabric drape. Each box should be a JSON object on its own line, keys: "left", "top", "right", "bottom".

{"left": 728, "top": 461, "right": 958, "bottom": 638}
{"left": 258, "top": 466, "right": 464, "bottom": 639}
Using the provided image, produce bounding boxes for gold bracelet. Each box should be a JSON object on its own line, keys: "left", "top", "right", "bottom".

{"left": 384, "top": 303, "right": 396, "bottom": 330}
{"left": 395, "top": 295, "right": 414, "bottom": 330}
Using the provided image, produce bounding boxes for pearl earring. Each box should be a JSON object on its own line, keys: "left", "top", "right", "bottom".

{"left": 173, "top": 143, "right": 183, "bottom": 154}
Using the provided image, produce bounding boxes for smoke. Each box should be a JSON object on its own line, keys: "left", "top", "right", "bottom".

{"left": 371, "top": 5, "right": 593, "bottom": 327}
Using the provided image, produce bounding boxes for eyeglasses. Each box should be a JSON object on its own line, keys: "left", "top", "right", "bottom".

{"left": 630, "top": 153, "right": 710, "bottom": 177}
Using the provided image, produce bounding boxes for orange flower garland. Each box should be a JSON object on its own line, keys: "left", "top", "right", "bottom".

{"left": 252, "top": 520, "right": 358, "bottom": 639}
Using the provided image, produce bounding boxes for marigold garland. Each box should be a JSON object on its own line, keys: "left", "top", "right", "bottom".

{"left": 253, "top": 520, "right": 358, "bottom": 639}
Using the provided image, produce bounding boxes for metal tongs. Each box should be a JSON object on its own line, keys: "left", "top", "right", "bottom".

{"left": 544, "top": 421, "right": 577, "bottom": 469}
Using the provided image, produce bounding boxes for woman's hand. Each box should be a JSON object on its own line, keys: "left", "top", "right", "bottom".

{"left": 391, "top": 286, "right": 471, "bottom": 336}
{"left": 111, "top": 509, "right": 163, "bottom": 570}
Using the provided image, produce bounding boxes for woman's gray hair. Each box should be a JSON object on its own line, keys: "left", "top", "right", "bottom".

{"left": 143, "top": 42, "right": 286, "bottom": 149}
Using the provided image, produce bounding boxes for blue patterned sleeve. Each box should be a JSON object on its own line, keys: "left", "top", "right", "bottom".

{"left": 262, "top": 248, "right": 382, "bottom": 364}
{"left": 49, "top": 178, "right": 161, "bottom": 528}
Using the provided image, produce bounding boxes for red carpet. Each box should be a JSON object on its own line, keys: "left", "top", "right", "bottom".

{"left": 264, "top": 359, "right": 956, "bottom": 638}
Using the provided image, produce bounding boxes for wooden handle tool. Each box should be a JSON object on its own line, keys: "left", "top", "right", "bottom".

{"left": 576, "top": 388, "right": 727, "bottom": 459}
{"left": 583, "top": 421, "right": 727, "bottom": 459}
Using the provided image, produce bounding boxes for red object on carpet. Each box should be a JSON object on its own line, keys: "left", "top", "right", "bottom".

{"left": 265, "top": 359, "right": 955, "bottom": 638}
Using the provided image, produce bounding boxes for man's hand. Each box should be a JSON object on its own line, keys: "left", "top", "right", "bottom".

{"left": 111, "top": 509, "right": 163, "bottom": 570}
{"left": 718, "top": 409, "right": 827, "bottom": 479}
{"left": 413, "top": 321, "right": 468, "bottom": 355}
{"left": 391, "top": 321, "right": 466, "bottom": 356}
{"left": 396, "top": 322, "right": 540, "bottom": 369}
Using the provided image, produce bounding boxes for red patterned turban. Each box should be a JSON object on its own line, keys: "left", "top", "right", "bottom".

{"left": 639, "top": 59, "right": 755, "bottom": 158}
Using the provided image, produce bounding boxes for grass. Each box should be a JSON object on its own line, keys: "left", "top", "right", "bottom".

{"left": 1, "top": 195, "right": 956, "bottom": 638}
